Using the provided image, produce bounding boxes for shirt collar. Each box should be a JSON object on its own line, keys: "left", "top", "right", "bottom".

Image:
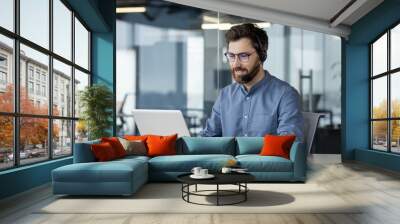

{"left": 239, "top": 70, "right": 270, "bottom": 95}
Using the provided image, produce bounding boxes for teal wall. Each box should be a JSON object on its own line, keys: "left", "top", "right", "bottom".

{"left": 0, "top": 0, "right": 116, "bottom": 200}
{"left": 343, "top": 0, "right": 400, "bottom": 171}
{"left": 0, "top": 158, "right": 72, "bottom": 199}
{"left": 91, "top": 0, "right": 116, "bottom": 135}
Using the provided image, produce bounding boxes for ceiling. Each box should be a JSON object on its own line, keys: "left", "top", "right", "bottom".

{"left": 117, "top": 0, "right": 384, "bottom": 37}
{"left": 224, "top": 0, "right": 354, "bottom": 25}
{"left": 222, "top": 0, "right": 384, "bottom": 26}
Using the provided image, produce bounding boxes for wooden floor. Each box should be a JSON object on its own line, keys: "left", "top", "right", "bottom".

{"left": 1, "top": 154, "right": 400, "bottom": 224}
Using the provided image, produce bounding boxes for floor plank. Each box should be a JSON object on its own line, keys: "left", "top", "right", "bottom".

{"left": 1, "top": 154, "right": 400, "bottom": 224}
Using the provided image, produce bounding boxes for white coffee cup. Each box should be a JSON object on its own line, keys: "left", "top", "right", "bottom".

{"left": 200, "top": 169, "right": 208, "bottom": 176}
{"left": 221, "top": 167, "right": 232, "bottom": 173}
{"left": 191, "top": 167, "right": 202, "bottom": 176}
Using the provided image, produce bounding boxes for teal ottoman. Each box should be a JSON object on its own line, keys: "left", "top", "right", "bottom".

{"left": 52, "top": 156, "right": 148, "bottom": 196}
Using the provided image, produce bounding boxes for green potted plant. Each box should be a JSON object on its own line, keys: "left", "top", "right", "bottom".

{"left": 79, "top": 84, "right": 113, "bottom": 140}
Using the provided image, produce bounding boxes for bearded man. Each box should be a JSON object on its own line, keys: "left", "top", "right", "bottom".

{"left": 201, "top": 23, "right": 304, "bottom": 141}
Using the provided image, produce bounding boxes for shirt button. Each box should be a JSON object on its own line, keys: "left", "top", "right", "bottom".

{"left": 244, "top": 115, "right": 248, "bottom": 119}
{"left": 246, "top": 97, "right": 250, "bottom": 100}
{"left": 244, "top": 134, "right": 248, "bottom": 137}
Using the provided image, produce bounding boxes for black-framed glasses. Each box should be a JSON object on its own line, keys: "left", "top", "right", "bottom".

{"left": 224, "top": 51, "right": 256, "bottom": 62}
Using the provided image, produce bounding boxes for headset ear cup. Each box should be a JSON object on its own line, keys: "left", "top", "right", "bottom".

{"left": 255, "top": 32, "right": 267, "bottom": 62}
{"left": 260, "top": 50, "right": 266, "bottom": 62}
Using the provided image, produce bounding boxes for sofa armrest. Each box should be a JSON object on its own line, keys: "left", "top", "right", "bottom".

{"left": 73, "top": 140, "right": 100, "bottom": 163}
{"left": 289, "top": 141, "right": 306, "bottom": 181}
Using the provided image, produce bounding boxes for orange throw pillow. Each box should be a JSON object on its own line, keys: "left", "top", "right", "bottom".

{"left": 91, "top": 142, "right": 117, "bottom": 161}
{"left": 101, "top": 137, "right": 127, "bottom": 158}
{"left": 146, "top": 134, "right": 178, "bottom": 157}
{"left": 259, "top": 135, "right": 296, "bottom": 159}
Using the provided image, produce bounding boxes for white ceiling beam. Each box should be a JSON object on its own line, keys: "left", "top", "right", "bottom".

{"left": 165, "top": 0, "right": 351, "bottom": 37}
{"left": 330, "top": 0, "right": 368, "bottom": 28}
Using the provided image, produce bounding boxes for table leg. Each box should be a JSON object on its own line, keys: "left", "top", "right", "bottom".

{"left": 217, "top": 184, "right": 219, "bottom": 206}
{"left": 245, "top": 183, "right": 247, "bottom": 201}
{"left": 195, "top": 184, "right": 197, "bottom": 192}
{"left": 187, "top": 184, "right": 190, "bottom": 202}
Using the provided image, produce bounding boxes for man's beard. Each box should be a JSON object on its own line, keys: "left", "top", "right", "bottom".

{"left": 231, "top": 62, "right": 261, "bottom": 84}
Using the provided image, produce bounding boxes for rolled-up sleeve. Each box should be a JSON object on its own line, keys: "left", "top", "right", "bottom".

{"left": 277, "top": 87, "right": 304, "bottom": 142}
{"left": 201, "top": 93, "right": 223, "bottom": 137}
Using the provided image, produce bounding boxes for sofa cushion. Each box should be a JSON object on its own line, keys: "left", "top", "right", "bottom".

{"left": 179, "top": 137, "right": 235, "bottom": 155}
{"left": 148, "top": 154, "right": 235, "bottom": 172}
{"left": 118, "top": 138, "right": 147, "bottom": 156}
{"left": 235, "top": 137, "right": 263, "bottom": 155}
{"left": 101, "top": 137, "right": 127, "bottom": 158}
{"left": 91, "top": 142, "right": 118, "bottom": 161}
{"left": 147, "top": 134, "right": 178, "bottom": 157}
{"left": 236, "top": 155, "right": 293, "bottom": 172}
{"left": 260, "top": 135, "right": 296, "bottom": 159}
{"left": 73, "top": 139, "right": 100, "bottom": 163}
{"left": 52, "top": 158, "right": 147, "bottom": 183}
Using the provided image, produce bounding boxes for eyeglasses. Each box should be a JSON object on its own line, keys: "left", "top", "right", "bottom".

{"left": 224, "top": 51, "right": 256, "bottom": 63}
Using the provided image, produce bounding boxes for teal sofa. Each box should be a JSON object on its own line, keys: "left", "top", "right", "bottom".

{"left": 52, "top": 137, "right": 306, "bottom": 196}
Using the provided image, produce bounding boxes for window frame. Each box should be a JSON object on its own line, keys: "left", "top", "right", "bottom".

{"left": 0, "top": 0, "right": 92, "bottom": 171}
{"left": 370, "top": 20, "right": 400, "bottom": 154}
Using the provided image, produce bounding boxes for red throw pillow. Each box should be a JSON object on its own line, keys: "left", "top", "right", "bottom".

{"left": 259, "top": 135, "right": 296, "bottom": 159}
{"left": 101, "top": 137, "right": 127, "bottom": 158}
{"left": 146, "top": 134, "right": 178, "bottom": 157}
{"left": 91, "top": 142, "right": 117, "bottom": 161}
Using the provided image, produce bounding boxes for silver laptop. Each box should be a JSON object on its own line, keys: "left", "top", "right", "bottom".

{"left": 132, "top": 109, "right": 191, "bottom": 137}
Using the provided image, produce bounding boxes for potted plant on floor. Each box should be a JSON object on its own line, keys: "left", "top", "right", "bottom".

{"left": 79, "top": 84, "right": 113, "bottom": 140}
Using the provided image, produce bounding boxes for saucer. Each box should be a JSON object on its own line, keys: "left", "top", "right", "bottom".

{"left": 190, "top": 174, "right": 215, "bottom": 179}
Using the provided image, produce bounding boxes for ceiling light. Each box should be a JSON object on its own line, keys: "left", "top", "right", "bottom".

{"left": 202, "top": 22, "right": 271, "bottom": 30}
{"left": 256, "top": 22, "right": 271, "bottom": 28}
{"left": 116, "top": 7, "right": 146, "bottom": 14}
{"left": 201, "top": 23, "right": 233, "bottom": 30}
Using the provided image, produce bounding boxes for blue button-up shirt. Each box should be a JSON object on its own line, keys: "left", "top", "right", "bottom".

{"left": 201, "top": 70, "right": 304, "bottom": 142}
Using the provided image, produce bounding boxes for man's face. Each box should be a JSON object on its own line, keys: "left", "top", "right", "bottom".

{"left": 227, "top": 38, "right": 261, "bottom": 84}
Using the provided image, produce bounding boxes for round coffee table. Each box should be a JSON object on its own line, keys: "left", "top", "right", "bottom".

{"left": 177, "top": 172, "right": 255, "bottom": 206}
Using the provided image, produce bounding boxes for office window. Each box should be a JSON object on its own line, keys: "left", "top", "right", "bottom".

{"left": 74, "top": 69, "right": 89, "bottom": 118}
{"left": 20, "top": 0, "right": 49, "bottom": 49}
{"left": 0, "top": 1, "right": 91, "bottom": 170}
{"left": 372, "top": 34, "right": 387, "bottom": 77}
{"left": 53, "top": 119, "right": 72, "bottom": 158}
{"left": 53, "top": 59, "right": 72, "bottom": 117}
{"left": 75, "top": 17, "right": 89, "bottom": 70}
{"left": 19, "top": 117, "right": 49, "bottom": 165}
{"left": 0, "top": 116, "right": 13, "bottom": 170}
{"left": 391, "top": 24, "right": 400, "bottom": 70}
{"left": 21, "top": 44, "right": 49, "bottom": 116}
{"left": 0, "top": 34, "right": 14, "bottom": 113}
{"left": 53, "top": 0, "right": 72, "bottom": 60}
{"left": 0, "top": 0, "right": 14, "bottom": 32}
{"left": 370, "top": 22, "right": 400, "bottom": 153}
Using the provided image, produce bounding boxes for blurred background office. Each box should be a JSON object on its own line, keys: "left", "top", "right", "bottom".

{"left": 116, "top": 0, "right": 341, "bottom": 154}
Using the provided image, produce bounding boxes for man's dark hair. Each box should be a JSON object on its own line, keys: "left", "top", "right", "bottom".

{"left": 225, "top": 23, "right": 268, "bottom": 62}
